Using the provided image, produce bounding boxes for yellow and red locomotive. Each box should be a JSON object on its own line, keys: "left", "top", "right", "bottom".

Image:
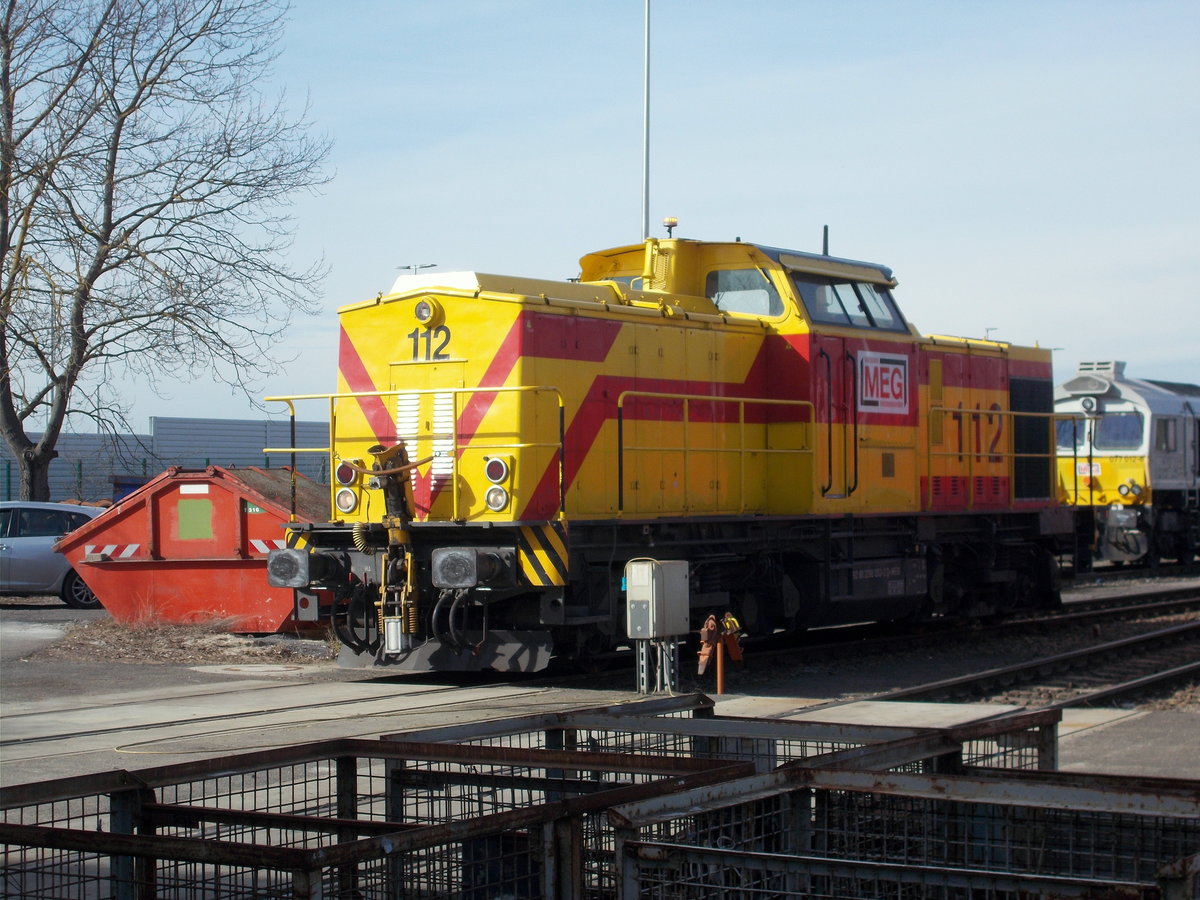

{"left": 267, "top": 235, "right": 1071, "bottom": 671}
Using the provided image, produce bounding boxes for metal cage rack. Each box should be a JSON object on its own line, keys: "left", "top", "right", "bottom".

{"left": 2, "top": 694, "right": 1197, "bottom": 899}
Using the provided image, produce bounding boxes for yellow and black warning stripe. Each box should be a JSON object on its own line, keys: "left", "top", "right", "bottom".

{"left": 516, "top": 522, "right": 568, "bottom": 587}
{"left": 285, "top": 529, "right": 310, "bottom": 550}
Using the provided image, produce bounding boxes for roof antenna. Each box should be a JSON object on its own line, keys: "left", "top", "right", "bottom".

{"left": 822, "top": 225, "right": 829, "bottom": 256}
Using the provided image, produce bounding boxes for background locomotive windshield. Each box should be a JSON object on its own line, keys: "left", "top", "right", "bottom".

{"left": 105, "top": 0, "right": 1199, "bottom": 429}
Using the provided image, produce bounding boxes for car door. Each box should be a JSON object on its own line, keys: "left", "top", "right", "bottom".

{"left": 3, "top": 507, "right": 75, "bottom": 591}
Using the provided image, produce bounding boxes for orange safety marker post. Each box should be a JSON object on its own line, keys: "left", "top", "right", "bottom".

{"left": 699, "top": 612, "right": 744, "bottom": 695}
{"left": 715, "top": 635, "right": 725, "bottom": 694}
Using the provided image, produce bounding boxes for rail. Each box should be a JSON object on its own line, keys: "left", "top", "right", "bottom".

{"left": 265, "top": 385, "right": 566, "bottom": 521}
{"left": 615, "top": 391, "right": 814, "bottom": 515}
{"left": 865, "top": 618, "right": 1200, "bottom": 708}
{"left": 924, "top": 406, "right": 1060, "bottom": 509}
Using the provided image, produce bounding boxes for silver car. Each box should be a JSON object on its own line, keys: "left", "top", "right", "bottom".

{"left": 0, "top": 501, "right": 105, "bottom": 608}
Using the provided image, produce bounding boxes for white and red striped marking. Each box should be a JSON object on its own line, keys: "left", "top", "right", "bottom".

{"left": 84, "top": 543, "right": 140, "bottom": 559}
{"left": 249, "top": 539, "right": 287, "bottom": 554}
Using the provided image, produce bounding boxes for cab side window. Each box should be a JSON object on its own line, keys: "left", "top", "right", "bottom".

{"left": 1155, "top": 417, "right": 1178, "bottom": 452}
{"left": 705, "top": 269, "right": 783, "bottom": 317}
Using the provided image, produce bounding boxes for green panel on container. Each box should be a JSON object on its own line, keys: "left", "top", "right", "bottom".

{"left": 178, "top": 498, "right": 214, "bottom": 540}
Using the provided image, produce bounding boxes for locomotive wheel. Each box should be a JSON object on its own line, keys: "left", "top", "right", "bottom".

{"left": 734, "top": 592, "right": 769, "bottom": 637}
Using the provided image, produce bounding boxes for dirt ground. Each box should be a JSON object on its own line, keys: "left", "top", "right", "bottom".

{"left": 37, "top": 617, "right": 337, "bottom": 664}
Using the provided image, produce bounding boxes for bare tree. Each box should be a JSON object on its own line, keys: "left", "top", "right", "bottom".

{"left": 0, "top": 0, "right": 330, "bottom": 499}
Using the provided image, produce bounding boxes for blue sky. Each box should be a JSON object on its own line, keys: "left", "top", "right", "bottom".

{"left": 122, "top": 0, "right": 1198, "bottom": 424}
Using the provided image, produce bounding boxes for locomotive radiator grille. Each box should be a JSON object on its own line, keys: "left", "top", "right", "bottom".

{"left": 396, "top": 392, "right": 455, "bottom": 493}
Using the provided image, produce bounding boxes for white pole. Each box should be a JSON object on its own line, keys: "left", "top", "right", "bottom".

{"left": 642, "top": 0, "right": 651, "bottom": 239}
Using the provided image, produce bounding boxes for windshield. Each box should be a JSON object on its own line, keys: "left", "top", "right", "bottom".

{"left": 1056, "top": 417, "right": 1087, "bottom": 450}
{"left": 790, "top": 274, "right": 907, "bottom": 331}
{"left": 1061, "top": 412, "right": 1145, "bottom": 452}
{"left": 1093, "top": 412, "right": 1144, "bottom": 450}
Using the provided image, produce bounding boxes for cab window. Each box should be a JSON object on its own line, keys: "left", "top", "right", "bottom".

{"left": 790, "top": 274, "right": 907, "bottom": 331}
{"left": 705, "top": 269, "right": 783, "bottom": 317}
{"left": 1056, "top": 417, "right": 1087, "bottom": 450}
{"left": 1093, "top": 413, "right": 1144, "bottom": 450}
{"left": 1155, "top": 418, "right": 1178, "bottom": 452}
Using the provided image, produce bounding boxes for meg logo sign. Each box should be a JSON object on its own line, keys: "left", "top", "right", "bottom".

{"left": 857, "top": 351, "right": 909, "bottom": 414}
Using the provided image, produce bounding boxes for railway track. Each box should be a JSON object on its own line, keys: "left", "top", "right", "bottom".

{"left": 861, "top": 619, "right": 1200, "bottom": 710}
{"left": 734, "top": 582, "right": 1200, "bottom": 670}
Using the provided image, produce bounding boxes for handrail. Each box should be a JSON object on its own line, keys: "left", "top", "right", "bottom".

{"left": 925, "top": 406, "right": 1062, "bottom": 510}
{"left": 615, "top": 390, "right": 814, "bottom": 515}
{"left": 844, "top": 349, "right": 859, "bottom": 496}
{"left": 819, "top": 348, "right": 833, "bottom": 496}
{"left": 264, "top": 385, "right": 566, "bottom": 521}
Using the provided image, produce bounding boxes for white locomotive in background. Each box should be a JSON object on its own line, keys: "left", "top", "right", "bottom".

{"left": 1056, "top": 360, "right": 1199, "bottom": 565}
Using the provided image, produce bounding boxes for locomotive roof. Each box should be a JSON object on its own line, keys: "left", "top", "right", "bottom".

{"left": 1145, "top": 379, "right": 1200, "bottom": 398}
{"left": 750, "top": 242, "right": 896, "bottom": 285}
{"left": 1056, "top": 361, "right": 1200, "bottom": 414}
{"left": 578, "top": 238, "right": 896, "bottom": 287}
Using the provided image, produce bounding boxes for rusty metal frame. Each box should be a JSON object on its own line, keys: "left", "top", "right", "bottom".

{"left": 1, "top": 736, "right": 753, "bottom": 899}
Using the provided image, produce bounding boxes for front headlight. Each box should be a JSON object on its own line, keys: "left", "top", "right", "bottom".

{"left": 485, "top": 485, "right": 509, "bottom": 512}
{"left": 335, "top": 487, "right": 358, "bottom": 513}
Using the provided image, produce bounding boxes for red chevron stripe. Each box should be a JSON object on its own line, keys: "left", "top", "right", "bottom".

{"left": 338, "top": 326, "right": 395, "bottom": 443}
{"left": 424, "top": 310, "right": 624, "bottom": 515}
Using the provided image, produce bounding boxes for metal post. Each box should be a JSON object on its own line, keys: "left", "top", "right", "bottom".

{"left": 542, "top": 816, "right": 582, "bottom": 898}
{"left": 291, "top": 869, "right": 324, "bottom": 899}
{"left": 716, "top": 638, "right": 725, "bottom": 695}
{"left": 641, "top": 0, "right": 651, "bottom": 239}
{"left": 1036, "top": 721, "right": 1060, "bottom": 770}
{"left": 655, "top": 639, "right": 679, "bottom": 692}
{"left": 335, "top": 756, "right": 359, "bottom": 896}
{"left": 635, "top": 640, "right": 652, "bottom": 693}
{"left": 385, "top": 759, "right": 407, "bottom": 894}
{"left": 109, "top": 786, "right": 156, "bottom": 900}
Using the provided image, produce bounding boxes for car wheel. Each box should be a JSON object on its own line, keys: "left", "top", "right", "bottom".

{"left": 61, "top": 569, "right": 102, "bottom": 609}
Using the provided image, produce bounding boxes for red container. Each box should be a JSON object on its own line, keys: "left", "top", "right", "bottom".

{"left": 57, "top": 466, "right": 329, "bottom": 633}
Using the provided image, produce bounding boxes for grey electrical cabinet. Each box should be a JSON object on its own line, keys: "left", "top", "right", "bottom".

{"left": 624, "top": 558, "right": 689, "bottom": 639}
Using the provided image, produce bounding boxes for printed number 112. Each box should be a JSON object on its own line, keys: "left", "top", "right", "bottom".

{"left": 408, "top": 326, "right": 451, "bottom": 361}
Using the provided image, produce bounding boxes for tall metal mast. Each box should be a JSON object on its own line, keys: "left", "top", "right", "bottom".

{"left": 641, "top": 0, "right": 651, "bottom": 239}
